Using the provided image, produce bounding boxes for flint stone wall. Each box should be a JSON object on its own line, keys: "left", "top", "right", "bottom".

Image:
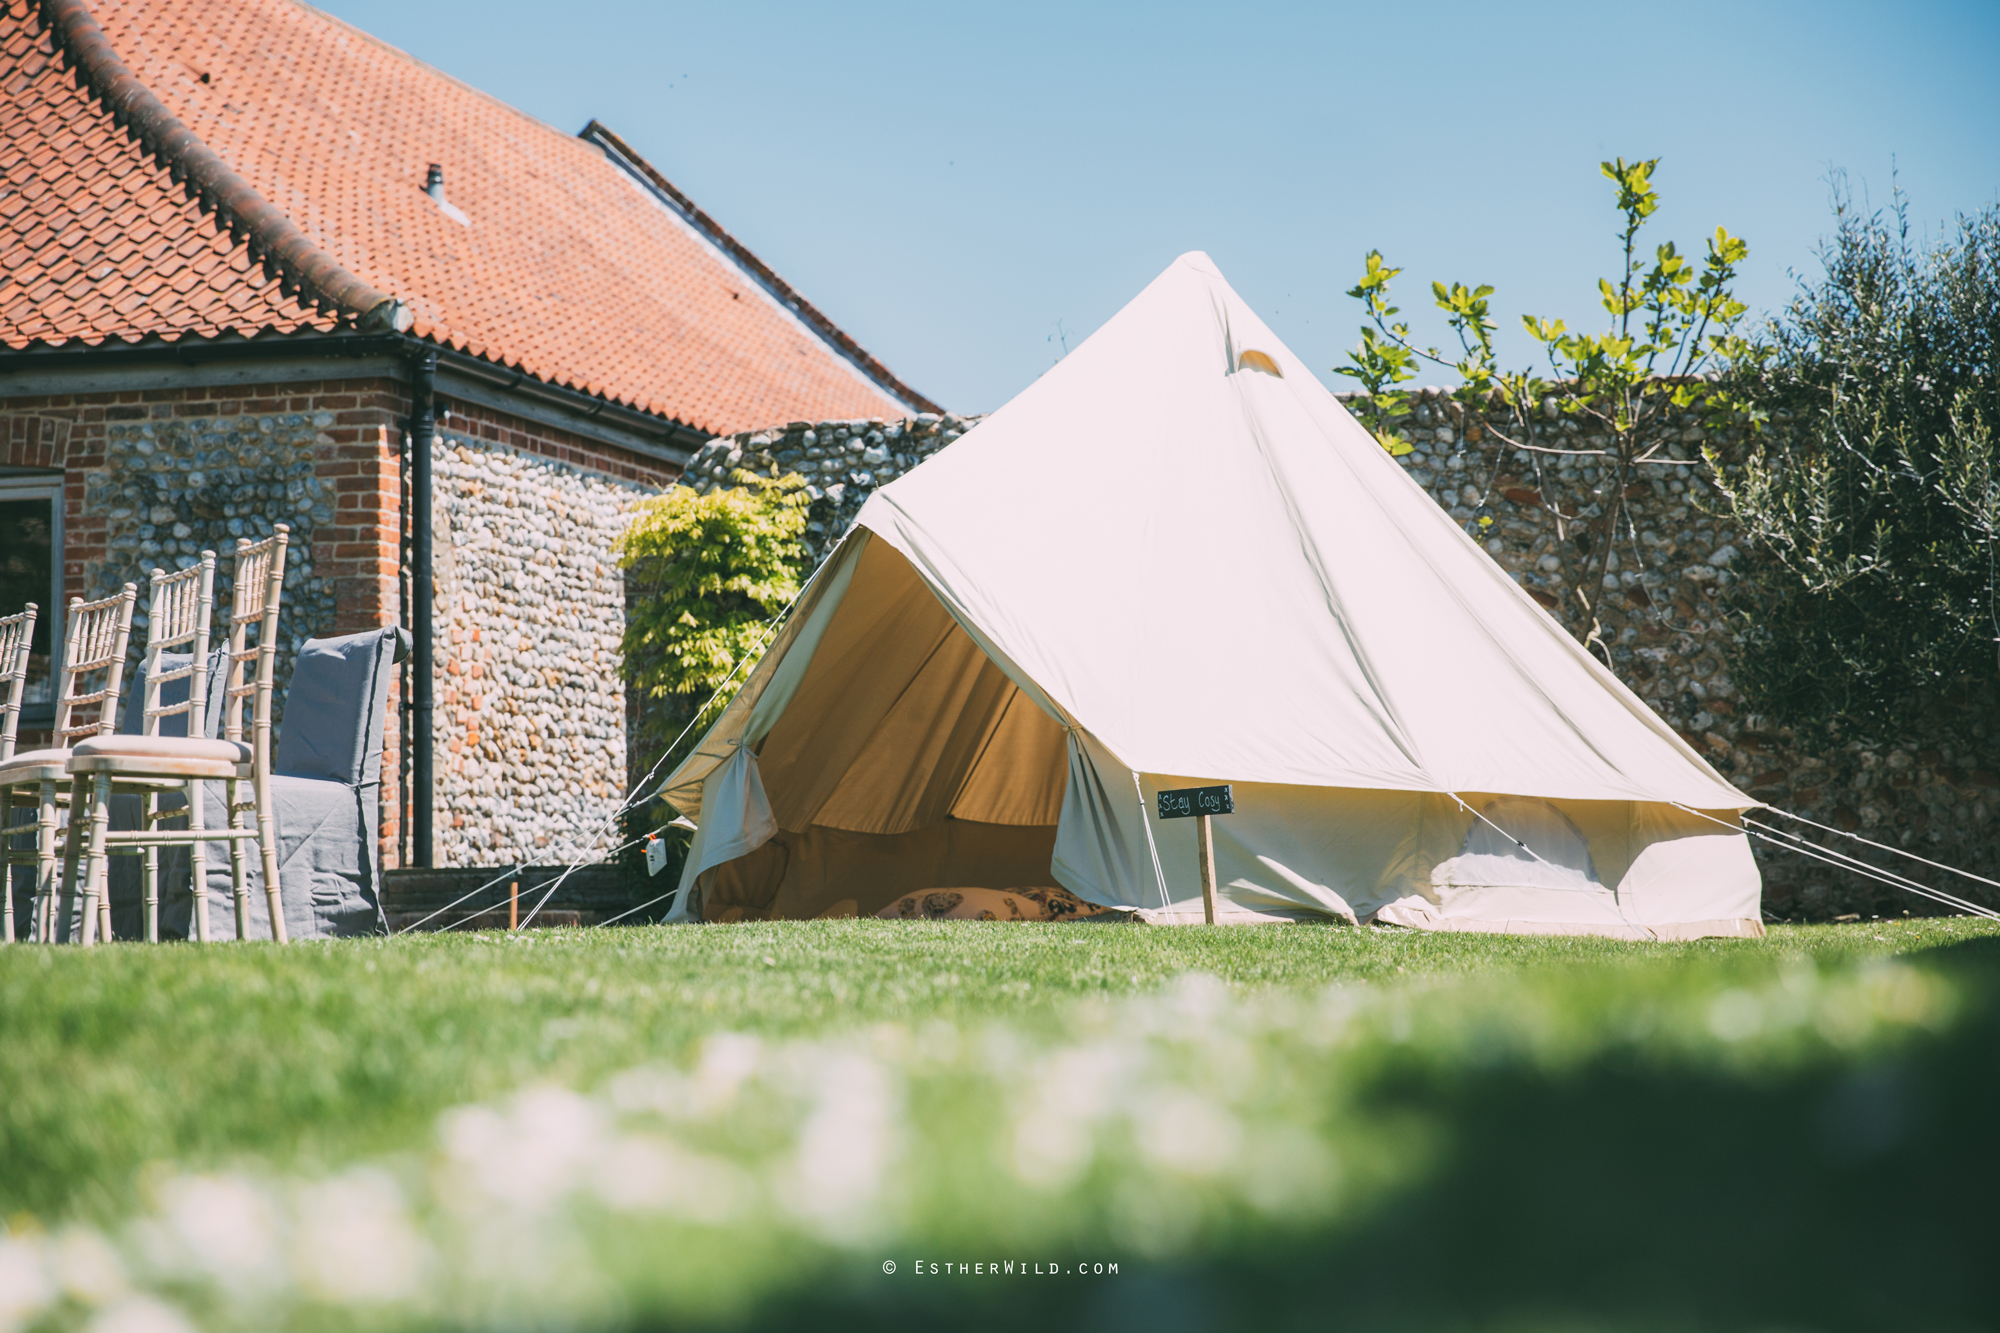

{"left": 685, "top": 390, "right": 1997, "bottom": 921}
{"left": 429, "top": 434, "right": 645, "bottom": 868}
{"left": 678, "top": 412, "right": 981, "bottom": 564}
{"left": 1343, "top": 385, "right": 1999, "bottom": 921}
{"left": 88, "top": 410, "right": 339, "bottom": 723}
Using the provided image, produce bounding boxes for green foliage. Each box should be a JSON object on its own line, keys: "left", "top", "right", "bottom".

{"left": 616, "top": 471, "right": 811, "bottom": 787}
{"left": 1715, "top": 192, "right": 2000, "bottom": 739}
{"left": 1333, "top": 251, "right": 1423, "bottom": 452}
{"left": 1335, "top": 158, "right": 1758, "bottom": 658}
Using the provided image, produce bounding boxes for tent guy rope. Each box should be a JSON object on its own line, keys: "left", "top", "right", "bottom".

{"left": 1670, "top": 803, "right": 2000, "bottom": 922}
{"left": 399, "top": 533, "right": 831, "bottom": 935}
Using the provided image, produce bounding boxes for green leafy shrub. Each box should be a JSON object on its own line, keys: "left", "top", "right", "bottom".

{"left": 615, "top": 471, "right": 811, "bottom": 845}
{"left": 1715, "top": 192, "right": 2000, "bottom": 740}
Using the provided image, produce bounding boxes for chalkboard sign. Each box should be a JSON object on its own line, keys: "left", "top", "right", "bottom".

{"left": 1157, "top": 784, "right": 1233, "bottom": 819}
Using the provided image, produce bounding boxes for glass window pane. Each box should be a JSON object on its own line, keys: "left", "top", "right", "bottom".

{"left": 0, "top": 495, "right": 56, "bottom": 703}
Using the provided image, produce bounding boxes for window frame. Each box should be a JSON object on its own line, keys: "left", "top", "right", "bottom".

{"left": 0, "top": 470, "right": 65, "bottom": 730}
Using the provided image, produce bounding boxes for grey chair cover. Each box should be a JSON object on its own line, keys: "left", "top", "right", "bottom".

{"left": 129, "top": 626, "right": 407, "bottom": 940}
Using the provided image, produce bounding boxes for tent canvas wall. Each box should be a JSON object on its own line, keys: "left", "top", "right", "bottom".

{"left": 661, "top": 253, "right": 1762, "bottom": 939}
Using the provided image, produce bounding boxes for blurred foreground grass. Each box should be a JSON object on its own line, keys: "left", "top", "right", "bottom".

{"left": 1, "top": 918, "right": 1996, "bottom": 1331}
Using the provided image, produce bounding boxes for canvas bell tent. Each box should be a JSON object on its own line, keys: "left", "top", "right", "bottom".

{"left": 659, "top": 252, "right": 1763, "bottom": 939}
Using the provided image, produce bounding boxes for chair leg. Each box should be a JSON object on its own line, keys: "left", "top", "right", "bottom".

{"left": 80, "top": 774, "right": 113, "bottom": 948}
{"left": 226, "top": 778, "right": 247, "bottom": 940}
{"left": 35, "top": 786, "right": 57, "bottom": 945}
{"left": 59, "top": 777, "right": 87, "bottom": 944}
{"left": 186, "top": 778, "right": 209, "bottom": 949}
{"left": 256, "top": 766, "right": 284, "bottom": 945}
{"left": 142, "top": 790, "right": 160, "bottom": 944}
{"left": 1, "top": 784, "right": 13, "bottom": 940}
{"left": 1, "top": 786, "right": 13, "bottom": 945}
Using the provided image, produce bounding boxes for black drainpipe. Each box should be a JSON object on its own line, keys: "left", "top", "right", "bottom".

{"left": 409, "top": 349, "right": 438, "bottom": 867}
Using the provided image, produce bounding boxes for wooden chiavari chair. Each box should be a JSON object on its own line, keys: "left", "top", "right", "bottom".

{"left": 69, "top": 529, "right": 289, "bottom": 944}
{"left": 16, "top": 586, "right": 140, "bottom": 943}
{"left": 65, "top": 556, "right": 219, "bottom": 943}
{"left": 220, "top": 526, "right": 290, "bottom": 942}
{"left": 0, "top": 606, "right": 38, "bottom": 941}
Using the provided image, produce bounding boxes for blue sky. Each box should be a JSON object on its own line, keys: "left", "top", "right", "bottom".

{"left": 318, "top": 0, "right": 2000, "bottom": 414}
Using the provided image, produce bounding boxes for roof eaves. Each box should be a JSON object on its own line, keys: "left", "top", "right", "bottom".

{"left": 580, "top": 119, "right": 944, "bottom": 418}
{"left": 35, "top": 0, "right": 413, "bottom": 334}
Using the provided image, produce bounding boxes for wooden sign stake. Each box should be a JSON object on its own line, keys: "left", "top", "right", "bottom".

{"left": 1196, "top": 813, "right": 1217, "bottom": 925}
{"left": 1154, "top": 784, "right": 1233, "bottom": 925}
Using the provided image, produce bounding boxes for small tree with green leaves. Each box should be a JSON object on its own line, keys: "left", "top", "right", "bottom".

{"left": 1336, "top": 158, "right": 1760, "bottom": 658}
{"left": 616, "top": 470, "right": 810, "bottom": 818}
{"left": 1714, "top": 191, "right": 2000, "bottom": 741}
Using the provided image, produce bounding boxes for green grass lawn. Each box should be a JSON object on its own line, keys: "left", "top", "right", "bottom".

{"left": 2, "top": 918, "right": 1996, "bottom": 1331}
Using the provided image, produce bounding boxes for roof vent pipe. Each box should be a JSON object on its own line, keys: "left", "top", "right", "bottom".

{"left": 423, "top": 164, "right": 469, "bottom": 226}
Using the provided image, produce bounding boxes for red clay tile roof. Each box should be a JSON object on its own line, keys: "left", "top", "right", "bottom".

{"left": 0, "top": 4, "right": 337, "bottom": 346}
{"left": 2, "top": 0, "right": 937, "bottom": 434}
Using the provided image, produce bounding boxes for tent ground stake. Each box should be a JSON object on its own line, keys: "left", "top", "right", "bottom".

{"left": 509, "top": 880, "right": 519, "bottom": 931}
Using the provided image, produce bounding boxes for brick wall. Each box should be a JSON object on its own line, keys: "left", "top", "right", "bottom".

{"left": 1, "top": 373, "right": 682, "bottom": 874}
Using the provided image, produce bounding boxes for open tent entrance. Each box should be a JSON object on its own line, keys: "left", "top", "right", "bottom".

{"left": 692, "top": 536, "right": 1077, "bottom": 923}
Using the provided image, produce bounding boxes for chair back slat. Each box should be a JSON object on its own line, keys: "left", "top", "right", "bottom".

{"left": 54, "top": 586, "right": 138, "bottom": 745}
{"left": 0, "top": 605, "right": 37, "bottom": 762}
{"left": 222, "top": 526, "right": 288, "bottom": 746}
{"left": 140, "top": 554, "right": 217, "bottom": 739}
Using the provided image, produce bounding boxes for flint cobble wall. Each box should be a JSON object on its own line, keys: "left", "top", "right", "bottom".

{"left": 2, "top": 380, "right": 403, "bottom": 741}
{"left": 428, "top": 433, "right": 652, "bottom": 868}
{"left": 89, "top": 408, "right": 339, "bottom": 696}
{"left": 1344, "top": 385, "right": 2000, "bottom": 920}
{"left": 687, "top": 390, "right": 1998, "bottom": 920}
{"left": 678, "top": 411, "right": 980, "bottom": 563}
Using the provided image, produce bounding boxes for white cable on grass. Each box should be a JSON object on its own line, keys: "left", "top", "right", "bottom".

{"left": 596, "top": 882, "right": 683, "bottom": 929}
{"left": 429, "top": 829, "right": 664, "bottom": 933}
{"left": 1755, "top": 829, "right": 1999, "bottom": 920}
{"left": 399, "top": 536, "right": 832, "bottom": 935}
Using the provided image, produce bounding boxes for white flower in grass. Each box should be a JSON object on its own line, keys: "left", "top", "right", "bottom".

{"left": 1706, "top": 989, "right": 1763, "bottom": 1043}
{"left": 291, "top": 1169, "right": 428, "bottom": 1303}
{"left": 1156, "top": 972, "right": 1232, "bottom": 1033}
{"left": 52, "top": 1228, "right": 128, "bottom": 1306}
{"left": 778, "top": 1054, "right": 896, "bottom": 1234}
{"left": 1135, "top": 1088, "right": 1241, "bottom": 1179}
{"left": 1237, "top": 1124, "right": 1341, "bottom": 1218}
{"left": 591, "top": 1134, "right": 751, "bottom": 1223}
{"left": 690, "top": 1033, "right": 764, "bottom": 1118}
{"left": 1010, "top": 1042, "right": 1133, "bottom": 1190}
{"left": 155, "top": 1176, "right": 283, "bottom": 1294}
{"left": 0, "top": 1234, "right": 55, "bottom": 1331}
{"left": 85, "top": 1297, "right": 196, "bottom": 1333}
{"left": 443, "top": 1087, "right": 604, "bottom": 1208}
